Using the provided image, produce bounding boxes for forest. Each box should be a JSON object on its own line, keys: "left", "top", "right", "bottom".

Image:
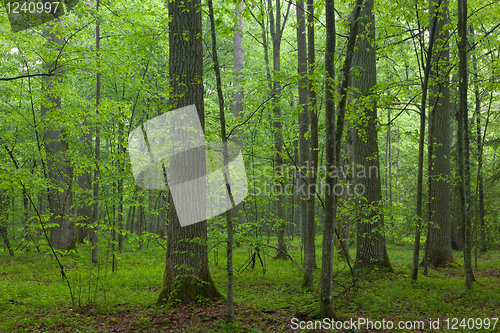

{"left": 0, "top": 0, "right": 499, "bottom": 331}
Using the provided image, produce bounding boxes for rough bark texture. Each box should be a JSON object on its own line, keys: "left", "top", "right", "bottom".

{"left": 425, "top": 0, "right": 455, "bottom": 267}
{"left": 320, "top": 0, "right": 336, "bottom": 318}
{"left": 296, "top": 0, "right": 312, "bottom": 288}
{"left": 42, "top": 25, "right": 75, "bottom": 251}
{"left": 157, "top": 0, "right": 222, "bottom": 305}
{"left": 352, "top": 0, "right": 393, "bottom": 271}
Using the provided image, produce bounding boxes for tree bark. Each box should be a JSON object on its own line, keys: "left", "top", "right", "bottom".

{"left": 306, "top": 0, "right": 318, "bottom": 272}
{"left": 42, "top": 23, "right": 75, "bottom": 251}
{"left": 457, "top": 0, "right": 475, "bottom": 288}
{"left": 352, "top": 0, "right": 393, "bottom": 271}
{"left": 157, "top": 0, "right": 222, "bottom": 305}
{"left": 296, "top": 0, "right": 312, "bottom": 288}
{"left": 0, "top": 193, "right": 14, "bottom": 257}
{"left": 410, "top": 0, "right": 441, "bottom": 281}
{"left": 320, "top": 0, "right": 337, "bottom": 318}
{"left": 425, "top": 0, "right": 455, "bottom": 268}
{"left": 269, "top": 0, "right": 290, "bottom": 260}
{"left": 208, "top": 0, "right": 234, "bottom": 321}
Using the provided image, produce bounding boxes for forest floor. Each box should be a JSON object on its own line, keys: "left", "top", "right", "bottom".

{"left": 1, "top": 237, "right": 499, "bottom": 332}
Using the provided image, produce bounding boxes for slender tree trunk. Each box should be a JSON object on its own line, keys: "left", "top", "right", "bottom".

{"left": 269, "top": 0, "right": 289, "bottom": 259}
{"left": 118, "top": 123, "right": 124, "bottom": 251}
{"left": 470, "top": 25, "right": 487, "bottom": 254}
{"left": 232, "top": 0, "right": 245, "bottom": 248}
{"left": 457, "top": 0, "right": 475, "bottom": 288}
{"left": 352, "top": 0, "right": 392, "bottom": 271}
{"left": 157, "top": 0, "right": 222, "bottom": 304}
{"left": 410, "top": 0, "right": 441, "bottom": 281}
{"left": 296, "top": 0, "right": 312, "bottom": 288}
{"left": 320, "top": 0, "right": 337, "bottom": 318}
{"left": 208, "top": 0, "right": 235, "bottom": 321}
{"left": 90, "top": 0, "right": 101, "bottom": 264}
{"left": 306, "top": 0, "right": 318, "bottom": 271}
{"left": 0, "top": 193, "right": 14, "bottom": 257}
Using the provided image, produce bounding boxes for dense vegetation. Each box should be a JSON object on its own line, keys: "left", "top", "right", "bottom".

{"left": 0, "top": 0, "right": 499, "bottom": 331}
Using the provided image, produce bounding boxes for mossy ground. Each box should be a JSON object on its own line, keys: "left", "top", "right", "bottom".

{"left": 0, "top": 237, "right": 499, "bottom": 332}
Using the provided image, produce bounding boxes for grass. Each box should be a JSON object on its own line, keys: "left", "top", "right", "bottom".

{"left": 0, "top": 236, "right": 499, "bottom": 332}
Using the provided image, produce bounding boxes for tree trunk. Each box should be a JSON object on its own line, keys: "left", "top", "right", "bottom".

{"left": 157, "top": 0, "right": 222, "bottom": 305}
{"left": 352, "top": 0, "right": 392, "bottom": 271}
{"left": 269, "top": 0, "right": 289, "bottom": 260}
{"left": 306, "top": 0, "right": 318, "bottom": 272}
{"left": 90, "top": 0, "right": 101, "bottom": 264}
{"left": 208, "top": 0, "right": 235, "bottom": 321}
{"left": 470, "top": 25, "right": 487, "bottom": 254}
{"left": 410, "top": 0, "right": 441, "bottom": 281}
{"left": 0, "top": 193, "right": 14, "bottom": 257}
{"left": 425, "top": 0, "right": 454, "bottom": 268}
{"left": 296, "top": 0, "right": 312, "bottom": 288}
{"left": 320, "top": 0, "right": 336, "bottom": 318}
{"left": 42, "top": 24, "right": 75, "bottom": 251}
{"left": 232, "top": 0, "right": 245, "bottom": 248}
{"left": 457, "top": 0, "right": 475, "bottom": 288}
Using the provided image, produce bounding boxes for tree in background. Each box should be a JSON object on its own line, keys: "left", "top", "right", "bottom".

{"left": 42, "top": 22, "right": 75, "bottom": 251}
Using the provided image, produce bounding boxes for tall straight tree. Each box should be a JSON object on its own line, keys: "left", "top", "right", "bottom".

{"left": 457, "top": 0, "right": 475, "bottom": 288}
{"left": 305, "top": 0, "right": 318, "bottom": 272}
{"left": 424, "top": 0, "right": 454, "bottom": 267}
{"left": 232, "top": 0, "right": 245, "bottom": 244}
{"left": 320, "top": 0, "right": 363, "bottom": 317}
{"left": 268, "top": 0, "right": 290, "bottom": 259}
{"left": 320, "top": 0, "right": 336, "bottom": 318}
{"left": 411, "top": 0, "right": 441, "bottom": 281}
{"left": 157, "top": 0, "right": 222, "bottom": 304}
{"left": 296, "top": 0, "right": 312, "bottom": 287}
{"left": 351, "top": 0, "right": 393, "bottom": 271}
{"left": 42, "top": 22, "right": 75, "bottom": 251}
{"left": 90, "top": 0, "right": 101, "bottom": 264}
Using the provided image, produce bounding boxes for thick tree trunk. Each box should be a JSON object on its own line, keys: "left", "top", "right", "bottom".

{"left": 157, "top": 0, "right": 222, "bottom": 305}
{"left": 42, "top": 25, "right": 75, "bottom": 251}
{"left": 425, "top": 0, "right": 455, "bottom": 267}
{"left": 352, "top": 0, "right": 392, "bottom": 271}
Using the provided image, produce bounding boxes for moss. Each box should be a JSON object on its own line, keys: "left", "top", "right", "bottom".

{"left": 157, "top": 268, "right": 223, "bottom": 306}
